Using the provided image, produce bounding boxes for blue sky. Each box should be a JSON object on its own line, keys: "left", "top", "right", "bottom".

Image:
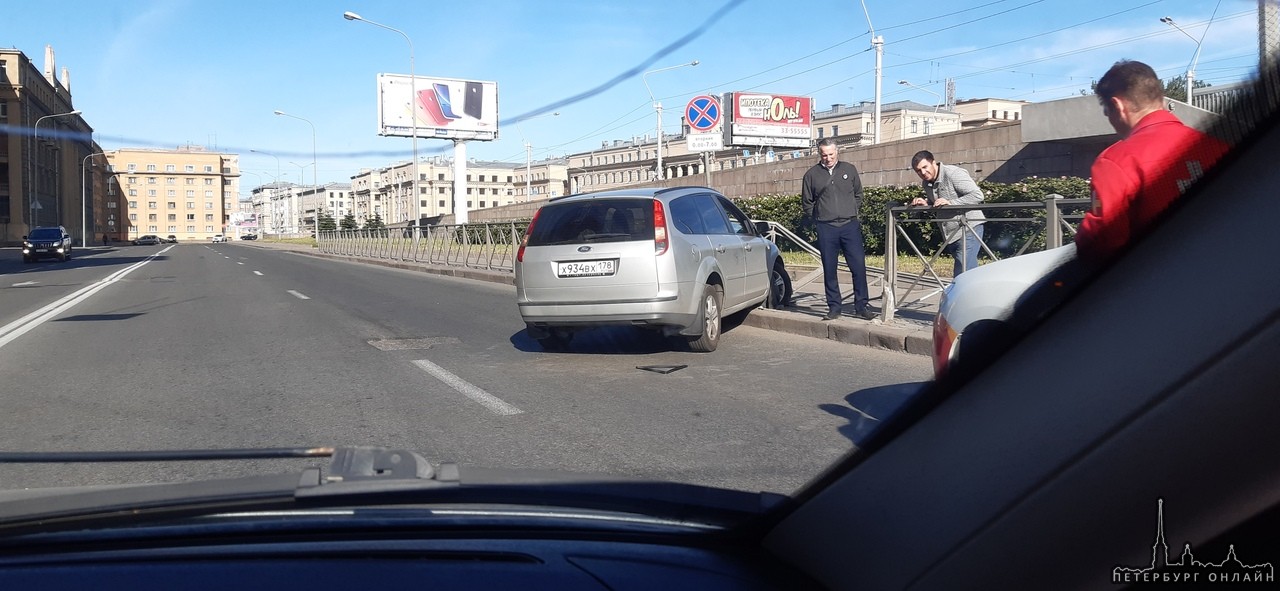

{"left": 2, "top": 0, "right": 1259, "bottom": 192}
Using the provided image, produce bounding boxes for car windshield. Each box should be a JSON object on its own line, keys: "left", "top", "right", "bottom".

{"left": 0, "top": 1, "right": 1268, "bottom": 536}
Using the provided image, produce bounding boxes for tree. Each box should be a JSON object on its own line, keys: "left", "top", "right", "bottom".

{"left": 1162, "top": 75, "right": 1211, "bottom": 103}
{"left": 317, "top": 211, "right": 338, "bottom": 232}
{"left": 340, "top": 213, "right": 359, "bottom": 230}
{"left": 363, "top": 213, "right": 386, "bottom": 230}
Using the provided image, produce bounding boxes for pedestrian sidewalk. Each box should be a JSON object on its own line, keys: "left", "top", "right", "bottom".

{"left": 240, "top": 241, "right": 934, "bottom": 357}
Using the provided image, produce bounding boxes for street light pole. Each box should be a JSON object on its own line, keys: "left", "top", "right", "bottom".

{"left": 81, "top": 151, "right": 105, "bottom": 247}
{"left": 274, "top": 110, "right": 319, "bottom": 231}
{"left": 897, "top": 80, "right": 942, "bottom": 113}
{"left": 250, "top": 149, "right": 281, "bottom": 234}
{"left": 31, "top": 110, "right": 82, "bottom": 230}
{"left": 642, "top": 60, "right": 698, "bottom": 182}
{"left": 344, "top": 11, "right": 420, "bottom": 228}
{"left": 1161, "top": 16, "right": 1206, "bottom": 107}
{"left": 515, "top": 112, "right": 560, "bottom": 201}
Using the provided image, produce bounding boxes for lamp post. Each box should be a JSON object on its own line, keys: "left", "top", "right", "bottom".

{"left": 344, "top": 11, "right": 420, "bottom": 227}
{"left": 897, "top": 80, "right": 942, "bottom": 113}
{"left": 289, "top": 161, "right": 310, "bottom": 233}
{"left": 80, "top": 152, "right": 106, "bottom": 247}
{"left": 274, "top": 110, "right": 319, "bottom": 233}
{"left": 250, "top": 149, "right": 282, "bottom": 234}
{"left": 642, "top": 60, "right": 698, "bottom": 182}
{"left": 515, "top": 112, "right": 560, "bottom": 201}
{"left": 31, "top": 110, "right": 82, "bottom": 230}
{"left": 1160, "top": 16, "right": 1205, "bottom": 107}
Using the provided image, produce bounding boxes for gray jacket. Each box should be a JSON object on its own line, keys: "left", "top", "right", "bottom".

{"left": 921, "top": 163, "right": 986, "bottom": 244}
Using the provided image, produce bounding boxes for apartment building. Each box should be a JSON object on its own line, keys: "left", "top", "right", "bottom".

{"left": 108, "top": 146, "right": 240, "bottom": 241}
{"left": 349, "top": 158, "right": 564, "bottom": 225}
{"left": 954, "top": 98, "right": 1031, "bottom": 129}
{"left": 0, "top": 46, "right": 95, "bottom": 244}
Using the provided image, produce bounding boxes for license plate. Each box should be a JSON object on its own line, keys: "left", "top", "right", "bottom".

{"left": 557, "top": 259, "right": 616, "bottom": 277}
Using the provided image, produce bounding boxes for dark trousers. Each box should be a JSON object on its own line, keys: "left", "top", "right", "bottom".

{"left": 816, "top": 220, "right": 870, "bottom": 312}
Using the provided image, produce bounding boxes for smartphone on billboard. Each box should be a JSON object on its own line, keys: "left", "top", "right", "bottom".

{"left": 434, "top": 83, "right": 462, "bottom": 120}
{"left": 464, "top": 81, "right": 484, "bottom": 120}
{"left": 416, "top": 88, "right": 450, "bottom": 126}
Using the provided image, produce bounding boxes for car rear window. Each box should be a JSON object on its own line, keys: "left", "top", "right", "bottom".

{"left": 527, "top": 198, "right": 654, "bottom": 246}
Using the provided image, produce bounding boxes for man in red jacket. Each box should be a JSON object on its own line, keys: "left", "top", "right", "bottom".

{"left": 1075, "top": 60, "right": 1229, "bottom": 261}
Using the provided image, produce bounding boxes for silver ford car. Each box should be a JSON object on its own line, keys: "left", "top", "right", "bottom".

{"left": 515, "top": 187, "right": 791, "bottom": 352}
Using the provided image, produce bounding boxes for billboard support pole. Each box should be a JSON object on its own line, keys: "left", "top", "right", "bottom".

{"left": 453, "top": 140, "right": 468, "bottom": 224}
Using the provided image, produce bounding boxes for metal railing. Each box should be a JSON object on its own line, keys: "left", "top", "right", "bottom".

{"left": 317, "top": 221, "right": 528, "bottom": 271}
{"left": 881, "top": 196, "right": 1089, "bottom": 322}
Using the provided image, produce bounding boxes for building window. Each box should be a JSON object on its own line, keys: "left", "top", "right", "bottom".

{"left": 479, "top": 201, "right": 486, "bottom": 208}
{"left": 127, "top": 164, "right": 137, "bottom": 172}
{"left": 167, "top": 190, "right": 176, "bottom": 197}
{"left": 438, "top": 200, "right": 446, "bottom": 207}
{"left": 129, "top": 189, "right": 138, "bottom": 197}
{"left": 148, "top": 214, "right": 157, "bottom": 221}
{"left": 437, "top": 173, "right": 445, "bottom": 181}
{"left": 107, "top": 201, "right": 117, "bottom": 208}
{"left": 1003, "top": 110, "right": 1010, "bottom": 119}
{"left": 148, "top": 190, "right": 157, "bottom": 197}
{"left": 491, "top": 175, "right": 498, "bottom": 182}
{"left": 166, "top": 165, "right": 176, "bottom": 172}
{"left": 146, "top": 164, "right": 157, "bottom": 172}
{"left": 149, "top": 225, "right": 158, "bottom": 232}
{"left": 187, "top": 214, "right": 195, "bottom": 221}
{"left": 817, "top": 128, "right": 824, "bottom": 138}
{"left": 992, "top": 109, "right": 998, "bottom": 119}
{"left": 185, "top": 165, "right": 195, "bottom": 172}
{"left": 128, "top": 201, "right": 138, "bottom": 209}
{"left": 148, "top": 202, "right": 157, "bottom": 209}
{"left": 147, "top": 177, "right": 156, "bottom": 184}
{"left": 168, "top": 202, "right": 177, "bottom": 209}
{"left": 911, "top": 120, "right": 919, "bottom": 133}
{"left": 205, "top": 179, "right": 214, "bottom": 185}
{"left": 832, "top": 125, "right": 839, "bottom": 136}
{"left": 167, "top": 214, "right": 177, "bottom": 221}
{"left": 185, "top": 178, "right": 194, "bottom": 185}
{"left": 206, "top": 225, "right": 214, "bottom": 232}
{"left": 206, "top": 202, "right": 214, "bottom": 209}
{"left": 187, "top": 225, "right": 195, "bottom": 232}
{"left": 205, "top": 214, "right": 214, "bottom": 221}
{"left": 924, "top": 120, "right": 932, "bottom": 134}
{"left": 438, "top": 187, "right": 446, "bottom": 194}
{"left": 204, "top": 165, "right": 213, "bottom": 173}
{"left": 129, "top": 214, "right": 137, "bottom": 221}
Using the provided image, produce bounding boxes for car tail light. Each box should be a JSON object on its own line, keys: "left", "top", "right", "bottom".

{"left": 517, "top": 209, "right": 540, "bottom": 262}
{"left": 932, "top": 313, "right": 957, "bottom": 378}
{"left": 653, "top": 200, "right": 669, "bottom": 255}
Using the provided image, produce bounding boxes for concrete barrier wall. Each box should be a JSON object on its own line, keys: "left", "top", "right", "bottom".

{"left": 444, "top": 121, "right": 1097, "bottom": 224}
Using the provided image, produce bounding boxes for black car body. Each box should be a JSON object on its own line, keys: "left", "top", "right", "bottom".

{"left": 22, "top": 226, "right": 73, "bottom": 263}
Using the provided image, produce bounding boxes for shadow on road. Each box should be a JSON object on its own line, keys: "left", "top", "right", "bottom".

{"left": 819, "top": 381, "right": 930, "bottom": 447}
{"left": 509, "top": 312, "right": 753, "bottom": 355}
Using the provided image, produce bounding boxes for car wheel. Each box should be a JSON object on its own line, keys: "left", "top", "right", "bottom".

{"left": 766, "top": 262, "right": 793, "bottom": 309}
{"left": 687, "top": 283, "right": 723, "bottom": 352}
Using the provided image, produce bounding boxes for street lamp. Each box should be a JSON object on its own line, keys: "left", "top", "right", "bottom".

{"left": 275, "top": 110, "right": 320, "bottom": 234}
{"left": 642, "top": 60, "right": 698, "bottom": 182}
{"left": 897, "top": 80, "right": 941, "bottom": 113}
{"left": 344, "top": 10, "right": 420, "bottom": 226}
{"left": 251, "top": 149, "right": 282, "bottom": 234}
{"left": 1160, "top": 16, "right": 1205, "bottom": 107}
{"left": 31, "top": 110, "right": 82, "bottom": 229}
{"left": 515, "top": 112, "right": 560, "bottom": 201}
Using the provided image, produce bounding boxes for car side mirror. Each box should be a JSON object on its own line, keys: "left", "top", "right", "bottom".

{"left": 753, "top": 221, "right": 771, "bottom": 236}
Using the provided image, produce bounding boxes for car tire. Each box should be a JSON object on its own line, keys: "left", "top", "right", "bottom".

{"left": 687, "top": 283, "right": 723, "bottom": 353}
{"left": 766, "top": 262, "right": 793, "bottom": 309}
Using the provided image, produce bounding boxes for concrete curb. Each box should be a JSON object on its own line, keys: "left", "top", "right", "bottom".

{"left": 250, "top": 243, "right": 928, "bottom": 356}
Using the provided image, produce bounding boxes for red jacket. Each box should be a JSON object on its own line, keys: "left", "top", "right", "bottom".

{"left": 1075, "top": 110, "right": 1229, "bottom": 260}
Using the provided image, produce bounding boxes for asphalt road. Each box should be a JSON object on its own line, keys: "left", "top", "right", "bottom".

{"left": 0, "top": 243, "right": 931, "bottom": 494}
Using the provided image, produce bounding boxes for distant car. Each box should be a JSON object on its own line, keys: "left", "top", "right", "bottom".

{"left": 932, "top": 243, "right": 1077, "bottom": 377}
{"left": 22, "top": 226, "right": 73, "bottom": 263}
{"left": 132, "top": 235, "right": 162, "bottom": 246}
{"left": 165, "top": 235, "right": 178, "bottom": 244}
{"left": 211, "top": 234, "right": 228, "bottom": 243}
{"left": 515, "top": 187, "right": 792, "bottom": 352}
{"left": 240, "top": 233, "right": 258, "bottom": 241}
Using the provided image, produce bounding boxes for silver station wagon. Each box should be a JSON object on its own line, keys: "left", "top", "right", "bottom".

{"left": 515, "top": 187, "right": 791, "bottom": 352}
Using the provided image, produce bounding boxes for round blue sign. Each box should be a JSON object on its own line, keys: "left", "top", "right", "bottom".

{"left": 686, "top": 96, "right": 721, "bottom": 132}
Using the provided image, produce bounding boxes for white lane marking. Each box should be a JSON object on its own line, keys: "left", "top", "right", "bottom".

{"left": 287, "top": 290, "right": 310, "bottom": 300}
{"left": 0, "top": 255, "right": 158, "bottom": 350}
{"left": 253, "top": 271, "right": 264, "bottom": 276}
{"left": 411, "top": 359, "right": 523, "bottom": 416}
{"left": 12, "top": 281, "right": 38, "bottom": 287}
{"left": 237, "top": 262, "right": 245, "bottom": 265}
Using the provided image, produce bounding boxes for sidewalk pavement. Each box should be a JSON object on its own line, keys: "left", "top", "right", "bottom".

{"left": 236, "top": 240, "right": 935, "bottom": 357}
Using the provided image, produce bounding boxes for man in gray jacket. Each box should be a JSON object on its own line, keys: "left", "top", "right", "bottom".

{"left": 910, "top": 150, "right": 986, "bottom": 276}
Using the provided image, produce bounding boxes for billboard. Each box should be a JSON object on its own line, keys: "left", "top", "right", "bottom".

{"left": 722, "top": 92, "right": 813, "bottom": 148}
{"left": 377, "top": 74, "right": 498, "bottom": 141}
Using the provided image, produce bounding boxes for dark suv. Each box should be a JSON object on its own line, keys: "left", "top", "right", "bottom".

{"left": 22, "top": 226, "right": 73, "bottom": 263}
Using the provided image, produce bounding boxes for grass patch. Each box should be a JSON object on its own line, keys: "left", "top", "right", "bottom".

{"left": 780, "top": 251, "right": 969, "bottom": 279}
{"left": 264, "top": 238, "right": 317, "bottom": 247}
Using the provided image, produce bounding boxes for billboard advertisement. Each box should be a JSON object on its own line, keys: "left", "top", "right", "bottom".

{"left": 723, "top": 92, "right": 813, "bottom": 148}
{"left": 377, "top": 74, "right": 498, "bottom": 141}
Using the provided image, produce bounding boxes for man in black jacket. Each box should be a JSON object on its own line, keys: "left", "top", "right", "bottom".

{"left": 801, "top": 139, "right": 873, "bottom": 320}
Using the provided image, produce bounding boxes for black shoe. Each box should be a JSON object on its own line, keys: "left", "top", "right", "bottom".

{"left": 822, "top": 309, "right": 841, "bottom": 321}
{"left": 854, "top": 308, "right": 876, "bottom": 320}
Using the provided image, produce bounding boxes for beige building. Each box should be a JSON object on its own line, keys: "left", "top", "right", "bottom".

{"left": 0, "top": 46, "right": 96, "bottom": 244}
{"left": 954, "top": 98, "right": 1030, "bottom": 129}
{"left": 107, "top": 146, "right": 240, "bottom": 241}
{"left": 348, "top": 157, "right": 568, "bottom": 225}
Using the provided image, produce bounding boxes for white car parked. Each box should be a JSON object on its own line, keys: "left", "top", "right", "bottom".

{"left": 211, "top": 234, "right": 228, "bottom": 243}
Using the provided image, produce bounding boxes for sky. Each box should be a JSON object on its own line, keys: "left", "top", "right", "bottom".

{"left": 2, "top": 0, "right": 1262, "bottom": 194}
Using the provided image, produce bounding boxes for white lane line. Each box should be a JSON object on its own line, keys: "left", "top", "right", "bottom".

{"left": 0, "top": 255, "right": 158, "bottom": 350}
{"left": 411, "top": 359, "right": 523, "bottom": 416}
{"left": 287, "top": 290, "right": 311, "bottom": 300}
{"left": 12, "top": 281, "right": 38, "bottom": 287}
{"left": 253, "top": 271, "right": 264, "bottom": 276}
{"left": 237, "top": 262, "right": 245, "bottom": 265}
